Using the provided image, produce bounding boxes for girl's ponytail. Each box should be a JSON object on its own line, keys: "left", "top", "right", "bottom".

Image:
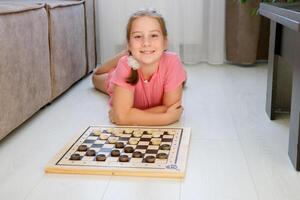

{"left": 126, "top": 51, "right": 139, "bottom": 85}
{"left": 126, "top": 69, "right": 139, "bottom": 85}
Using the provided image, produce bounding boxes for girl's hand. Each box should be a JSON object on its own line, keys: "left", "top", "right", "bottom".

{"left": 167, "top": 100, "right": 182, "bottom": 111}
{"left": 165, "top": 101, "right": 183, "bottom": 124}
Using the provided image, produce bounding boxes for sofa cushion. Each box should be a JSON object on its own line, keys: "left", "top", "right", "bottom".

{"left": 46, "top": 1, "right": 86, "bottom": 99}
{"left": 0, "top": 3, "right": 51, "bottom": 140}
{"left": 50, "top": 0, "right": 96, "bottom": 73}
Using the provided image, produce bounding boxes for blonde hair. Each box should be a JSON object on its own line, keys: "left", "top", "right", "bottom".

{"left": 126, "top": 9, "right": 168, "bottom": 85}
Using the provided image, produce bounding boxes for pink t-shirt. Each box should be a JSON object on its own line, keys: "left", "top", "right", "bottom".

{"left": 106, "top": 52, "right": 186, "bottom": 109}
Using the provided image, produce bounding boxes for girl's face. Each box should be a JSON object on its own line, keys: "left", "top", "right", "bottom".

{"left": 128, "top": 16, "right": 167, "bottom": 67}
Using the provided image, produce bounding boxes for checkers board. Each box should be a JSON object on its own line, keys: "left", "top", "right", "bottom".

{"left": 45, "top": 126, "right": 191, "bottom": 178}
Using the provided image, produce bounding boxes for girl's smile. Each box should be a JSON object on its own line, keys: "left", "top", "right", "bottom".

{"left": 140, "top": 50, "right": 155, "bottom": 54}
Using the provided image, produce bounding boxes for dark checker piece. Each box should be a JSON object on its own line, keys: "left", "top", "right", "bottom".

{"left": 124, "top": 146, "right": 134, "bottom": 153}
{"left": 132, "top": 151, "right": 143, "bottom": 158}
{"left": 160, "top": 144, "right": 171, "bottom": 150}
{"left": 77, "top": 144, "right": 88, "bottom": 151}
{"left": 119, "top": 155, "right": 130, "bottom": 162}
{"left": 70, "top": 153, "right": 81, "bottom": 160}
{"left": 144, "top": 155, "right": 156, "bottom": 163}
{"left": 156, "top": 152, "right": 168, "bottom": 159}
{"left": 111, "top": 149, "right": 120, "bottom": 157}
{"left": 96, "top": 154, "right": 106, "bottom": 161}
{"left": 86, "top": 149, "right": 96, "bottom": 156}
{"left": 115, "top": 142, "right": 125, "bottom": 148}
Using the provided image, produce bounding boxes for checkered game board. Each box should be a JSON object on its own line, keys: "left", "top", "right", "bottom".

{"left": 45, "top": 126, "right": 191, "bottom": 178}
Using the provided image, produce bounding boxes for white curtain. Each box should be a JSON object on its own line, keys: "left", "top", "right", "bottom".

{"left": 95, "top": 0, "right": 225, "bottom": 65}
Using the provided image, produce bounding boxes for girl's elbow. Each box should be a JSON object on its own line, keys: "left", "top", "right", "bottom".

{"left": 92, "top": 73, "right": 98, "bottom": 86}
{"left": 113, "top": 112, "right": 129, "bottom": 125}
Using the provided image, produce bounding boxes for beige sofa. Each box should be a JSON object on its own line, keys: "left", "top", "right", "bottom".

{"left": 0, "top": 0, "right": 96, "bottom": 140}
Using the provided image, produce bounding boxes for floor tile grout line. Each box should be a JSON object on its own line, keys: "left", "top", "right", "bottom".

{"left": 226, "top": 75, "right": 261, "bottom": 200}
{"left": 24, "top": 173, "right": 47, "bottom": 200}
{"left": 100, "top": 175, "right": 112, "bottom": 200}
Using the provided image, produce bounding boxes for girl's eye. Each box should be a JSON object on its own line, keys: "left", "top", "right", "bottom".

{"left": 151, "top": 34, "right": 158, "bottom": 38}
{"left": 134, "top": 35, "right": 142, "bottom": 39}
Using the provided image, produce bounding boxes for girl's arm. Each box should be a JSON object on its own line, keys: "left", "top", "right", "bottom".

{"left": 109, "top": 85, "right": 184, "bottom": 126}
{"left": 94, "top": 50, "right": 127, "bottom": 75}
{"left": 143, "top": 84, "right": 183, "bottom": 113}
{"left": 144, "top": 106, "right": 168, "bottom": 113}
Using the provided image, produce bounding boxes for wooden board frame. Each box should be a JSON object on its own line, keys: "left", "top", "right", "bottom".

{"left": 45, "top": 125, "right": 191, "bottom": 178}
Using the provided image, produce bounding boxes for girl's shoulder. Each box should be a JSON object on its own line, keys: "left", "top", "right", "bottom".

{"left": 112, "top": 55, "right": 132, "bottom": 78}
{"left": 162, "top": 51, "right": 180, "bottom": 61}
{"left": 115, "top": 55, "right": 132, "bottom": 71}
{"left": 118, "top": 55, "right": 130, "bottom": 66}
{"left": 160, "top": 51, "right": 183, "bottom": 70}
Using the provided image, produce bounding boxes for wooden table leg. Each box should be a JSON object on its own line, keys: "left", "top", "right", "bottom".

{"left": 288, "top": 62, "right": 300, "bottom": 170}
{"left": 266, "top": 21, "right": 281, "bottom": 120}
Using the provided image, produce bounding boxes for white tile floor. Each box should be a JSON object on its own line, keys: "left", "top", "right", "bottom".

{"left": 1, "top": 63, "right": 300, "bottom": 200}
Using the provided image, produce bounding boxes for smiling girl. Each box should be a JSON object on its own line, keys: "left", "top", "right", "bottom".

{"left": 92, "top": 9, "right": 186, "bottom": 125}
